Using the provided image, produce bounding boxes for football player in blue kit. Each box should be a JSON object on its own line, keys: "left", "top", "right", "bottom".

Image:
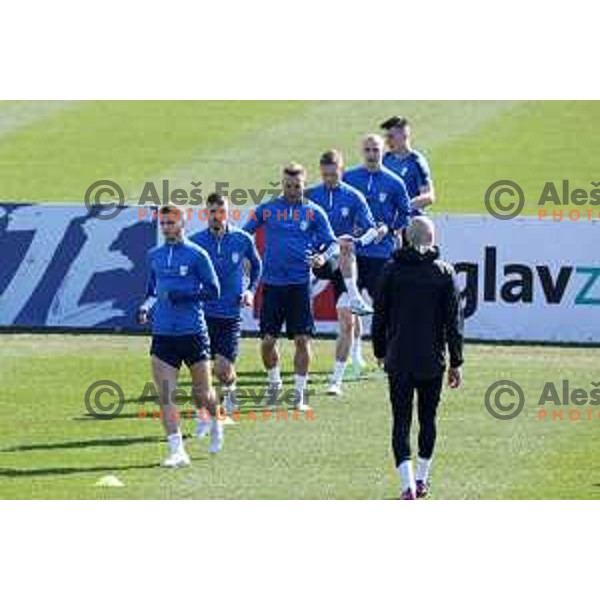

{"left": 344, "top": 133, "right": 410, "bottom": 375}
{"left": 381, "top": 115, "right": 435, "bottom": 215}
{"left": 244, "top": 163, "right": 338, "bottom": 410}
{"left": 343, "top": 134, "right": 412, "bottom": 373}
{"left": 190, "top": 193, "right": 262, "bottom": 419}
{"left": 138, "top": 206, "right": 222, "bottom": 467}
{"left": 305, "top": 149, "right": 378, "bottom": 395}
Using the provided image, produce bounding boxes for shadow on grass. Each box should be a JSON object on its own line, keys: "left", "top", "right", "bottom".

{"left": 123, "top": 395, "right": 160, "bottom": 404}
{"left": 2, "top": 435, "right": 164, "bottom": 453}
{"left": 176, "top": 369, "right": 334, "bottom": 388}
{"left": 0, "top": 463, "right": 159, "bottom": 478}
{"left": 73, "top": 411, "right": 164, "bottom": 421}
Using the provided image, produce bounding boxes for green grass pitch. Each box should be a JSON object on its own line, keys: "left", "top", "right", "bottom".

{"left": 1, "top": 100, "right": 599, "bottom": 213}
{"left": 0, "top": 101, "right": 598, "bottom": 499}
{"left": 1, "top": 335, "right": 599, "bottom": 499}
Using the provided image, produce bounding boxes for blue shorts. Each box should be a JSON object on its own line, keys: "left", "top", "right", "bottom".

{"left": 150, "top": 333, "right": 211, "bottom": 369}
{"left": 260, "top": 283, "right": 315, "bottom": 339}
{"left": 357, "top": 256, "right": 388, "bottom": 299}
{"left": 206, "top": 316, "right": 242, "bottom": 363}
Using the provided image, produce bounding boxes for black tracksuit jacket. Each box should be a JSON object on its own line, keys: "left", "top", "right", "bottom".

{"left": 372, "top": 246, "right": 464, "bottom": 379}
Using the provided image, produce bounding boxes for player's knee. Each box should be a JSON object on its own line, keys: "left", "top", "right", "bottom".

{"left": 339, "top": 311, "right": 353, "bottom": 337}
{"left": 294, "top": 335, "right": 311, "bottom": 353}
{"left": 295, "top": 334, "right": 310, "bottom": 346}
{"left": 214, "top": 364, "right": 227, "bottom": 383}
{"left": 262, "top": 335, "right": 277, "bottom": 351}
{"left": 340, "top": 244, "right": 353, "bottom": 259}
{"left": 223, "top": 368, "right": 236, "bottom": 387}
{"left": 192, "top": 384, "right": 214, "bottom": 406}
{"left": 215, "top": 359, "right": 235, "bottom": 385}
{"left": 341, "top": 321, "right": 353, "bottom": 339}
{"left": 214, "top": 357, "right": 227, "bottom": 378}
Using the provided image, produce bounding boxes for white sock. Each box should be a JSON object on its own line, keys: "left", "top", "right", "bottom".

{"left": 397, "top": 460, "right": 416, "bottom": 493}
{"left": 332, "top": 360, "right": 347, "bottom": 383}
{"left": 344, "top": 277, "right": 361, "bottom": 302}
{"left": 195, "top": 409, "right": 211, "bottom": 431}
{"left": 223, "top": 383, "right": 236, "bottom": 401}
{"left": 416, "top": 456, "right": 432, "bottom": 483}
{"left": 352, "top": 338, "right": 363, "bottom": 362}
{"left": 267, "top": 366, "right": 281, "bottom": 385}
{"left": 167, "top": 431, "right": 183, "bottom": 454}
{"left": 294, "top": 374, "right": 307, "bottom": 392}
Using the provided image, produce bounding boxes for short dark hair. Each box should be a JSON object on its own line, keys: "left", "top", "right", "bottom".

{"left": 380, "top": 115, "right": 410, "bottom": 130}
{"left": 159, "top": 205, "right": 184, "bottom": 217}
{"left": 206, "top": 192, "right": 226, "bottom": 207}
{"left": 159, "top": 205, "right": 185, "bottom": 222}
{"left": 319, "top": 149, "right": 343, "bottom": 167}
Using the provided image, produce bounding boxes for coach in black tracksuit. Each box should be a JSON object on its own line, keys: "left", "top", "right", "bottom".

{"left": 372, "top": 217, "right": 464, "bottom": 499}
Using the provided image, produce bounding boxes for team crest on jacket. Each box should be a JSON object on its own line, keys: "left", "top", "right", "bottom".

{"left": 379, "top": 193, "right": 388, "bottom": 203}
{"left": 231, "top": 251, "right": 240, "bottom": 264}
{"left": 341, "top": 206, "right": 350, "bottom": 218}
{"left": 179, "top": 265, "right": 189, "bottom": 276}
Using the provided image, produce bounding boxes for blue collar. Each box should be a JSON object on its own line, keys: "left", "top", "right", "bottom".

{"left": 209, "top": 223, "right": 230, "bottom": 239}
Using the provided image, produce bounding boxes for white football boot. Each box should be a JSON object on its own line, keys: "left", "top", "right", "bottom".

{"left": 349, "top": 297, "right": 374, "bottom": 316}
{"left": 162, "top": 434, "right": 191, "bottom": 468}
{"left": 161, "top": 449, "right": 191, "bottom": 468}
{"left": 326, "top": 380, "right": 343, "bottom": 396}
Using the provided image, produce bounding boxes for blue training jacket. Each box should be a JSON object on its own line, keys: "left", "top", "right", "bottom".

{"left": 190, "top": 224, "right": 262, "bottom": 319}
{"left": 304, "top": 180, "right": 376, "bottom": 241}
{"left": 343, "top": 165, "right": 411, "bottom": 259}
{"left": 243, "top": 196, "right": 337, "bottom": 286}
{"left": 383, "top": 149, "right": 432, "bottom": 216}
{"left": 145, "top": 238, "right": 220, "bottom": 335}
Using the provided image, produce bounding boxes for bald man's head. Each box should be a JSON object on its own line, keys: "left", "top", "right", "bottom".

{"left": 361, "top": 133, "right": 385, "bottom": 170}
{"left": 405, "top": 216, "right": 435, "bottom": 253}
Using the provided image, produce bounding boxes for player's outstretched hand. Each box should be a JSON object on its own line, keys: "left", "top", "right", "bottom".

{"left": 447, "top": 367, "right": 463, "bottom": 389}
{"left": 137, "top": 307, "right": 149, "bottom": 325}
{"left": 309, "top": 253, "right": 326, "bottom": 269}
{"left": 240, "top": 290, "right": 254, "bottom": 308}
{"left": 375, "top": 223, "right": 388, "bottom": 243}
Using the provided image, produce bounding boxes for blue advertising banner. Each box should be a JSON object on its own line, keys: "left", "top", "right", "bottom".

{"left": 0, "top": 204, "right": 156, "bottom": 331}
